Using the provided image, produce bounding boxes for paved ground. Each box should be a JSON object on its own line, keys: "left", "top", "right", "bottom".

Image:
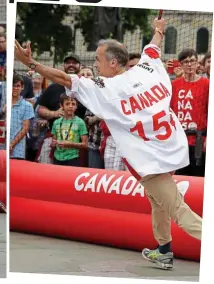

{"left": 0, "top": 214, "right": 6, "bottom": 278}
{"left": 10, "top": 232, "right": 200, "bottom": 281}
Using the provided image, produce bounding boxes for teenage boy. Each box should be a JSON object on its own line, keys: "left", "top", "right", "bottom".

{"left": 10, "top": 74, "right": 34, "bottom": 159}
{"left": 51, "top": 94, "right": 88, "bottom": 166}
{"left": 171, "top": 49, "right": 209, "bottom": 177}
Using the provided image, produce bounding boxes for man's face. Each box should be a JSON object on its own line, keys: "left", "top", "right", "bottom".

{"left": 61, "top": 99, "right": 77, "bottom": 115}
{"left": 126, "top": 58, "right": 140, "bottom": 70}
{"left": 32, "top": 77, "right": 43, "bottom": 90}
{"left": 64, "top": 58, "right": 80, "bottom": 74}
{"left": 94, "top": 46, "right": 117, "bottom": 77}
{"left": 204, "top": 57, "right": 211, "bottom": 78}
{"left": 12, "top": 81, "right": 23, "bottom": 97}
{"left": 180, "top": 55, "right": 198, "bottom": 76}
{"left": 0, "top": 36, "right": 6, "bottom": 52}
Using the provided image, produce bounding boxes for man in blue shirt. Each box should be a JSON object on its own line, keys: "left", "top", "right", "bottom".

{"left": 10, "top": 74, "right": 34, "bottom": 159}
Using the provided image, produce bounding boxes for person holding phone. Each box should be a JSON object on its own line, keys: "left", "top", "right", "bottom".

{"left": 165, "top": 59, "right": 183, "bottom": 80}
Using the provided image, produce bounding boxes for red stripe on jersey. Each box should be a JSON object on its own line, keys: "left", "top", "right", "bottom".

{"left": 123, "top": 158, "right": 175, "bottom": 180}
{"left": 123, "top": 158, "right": 141, "bottom": 181}
{"left": 144, "top": 47, "right": 159, "bottom": 59}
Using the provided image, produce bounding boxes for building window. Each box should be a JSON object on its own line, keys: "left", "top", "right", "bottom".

{"left": 164, "top": 27, "right": 177, "bottom": 54}
{"left": 196, "top": 28, "right": 209, "bottom": 54}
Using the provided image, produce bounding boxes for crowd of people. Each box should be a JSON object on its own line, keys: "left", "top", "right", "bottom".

{"left": 2, "top": 36, "right": 211, "bottom": 177}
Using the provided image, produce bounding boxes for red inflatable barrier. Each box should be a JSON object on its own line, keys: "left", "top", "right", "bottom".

{"left": 10, "top": 196, "right": 201, "bottom": 261}
{"left": 0, "top": 150, "right": 6, "bottom": 183}
{"left": 10, "top": 159, "right": 204, "bottom": 216}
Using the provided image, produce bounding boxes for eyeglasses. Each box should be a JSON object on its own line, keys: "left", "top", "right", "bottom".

{"left": 181, "top": 59, "right": 197, "bottom": 65}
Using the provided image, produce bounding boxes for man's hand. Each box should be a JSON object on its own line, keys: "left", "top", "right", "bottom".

{"left": 54, "top": 108, "right": 64, "bottom": 118}
{"left": 14, "top": 40, "right": 32, "bottom": 66}
{"left": 15, "top": 40, "right": 72, "bottom": 89}
{"left": 150, "top": 17, "right": 166, "bottom": 47}
{"left": 153, "top": 17, "right": 166, "bottom": 33}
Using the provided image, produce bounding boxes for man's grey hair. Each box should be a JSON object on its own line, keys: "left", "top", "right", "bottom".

{"left": 97, "top": 39, "right": 129, "bottom": 67}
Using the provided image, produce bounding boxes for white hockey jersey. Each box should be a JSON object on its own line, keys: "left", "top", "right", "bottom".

{"left": 66, "top": 44, "right": 189, "bottom": 179}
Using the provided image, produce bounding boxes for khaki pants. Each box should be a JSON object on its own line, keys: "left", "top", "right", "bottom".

{"left": 140, "top": 173, "right": 202, "bottom": 246}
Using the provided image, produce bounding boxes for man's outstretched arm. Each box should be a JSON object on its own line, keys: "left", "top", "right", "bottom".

{"left": 14, "top": 40, "right": 72, "bottom": 89}
{"left": 29, "top": 60, "right": 72, "bottom": 89}
{"left": 150, "top": 18, "right": 166, "bottom": 47}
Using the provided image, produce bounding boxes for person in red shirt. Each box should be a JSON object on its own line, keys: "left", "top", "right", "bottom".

{"left": 171, "top": 49, "right": 209, "bottom": 177}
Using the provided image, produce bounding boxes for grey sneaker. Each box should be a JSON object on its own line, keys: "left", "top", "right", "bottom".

{"left": 142, "top": 248, "right": 173, "bottom": 270}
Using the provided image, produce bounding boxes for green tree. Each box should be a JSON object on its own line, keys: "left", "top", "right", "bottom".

{"left": 16, "top": 3, "right": 74, "bottom": 66}
{"left": 75, "top": 7, "right": 156, "bottom": 51}
{"left": 16, "top": 3, "right": 156, "bottom": 63}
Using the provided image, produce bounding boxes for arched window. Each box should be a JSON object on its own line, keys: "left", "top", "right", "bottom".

{"left": 196, "top": 28, "right": 209, "bottom": 54}
{"left": 164, "top": 27, "right": 177, "bottom": 54}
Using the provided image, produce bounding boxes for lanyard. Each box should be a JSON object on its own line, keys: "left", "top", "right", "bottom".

{"left": 59, "top": 117, "right": 74, "bottom": 141}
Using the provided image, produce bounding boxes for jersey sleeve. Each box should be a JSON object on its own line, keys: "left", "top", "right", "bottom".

{"left": 138, "top": 44, "right": 171, "bottom": 90}
{"left": 139, "top": 44, "right": 168, "bottom": 76}
{"left": 65, "top": 75, "right": 107, "bottom": 119}
{"left": 139, "top": 44, "right": 162, "bottom": 63}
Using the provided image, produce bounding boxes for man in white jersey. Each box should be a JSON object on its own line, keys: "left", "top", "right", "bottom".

{"left": 15, "top": 17, "right": 202, "bottom": 270}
